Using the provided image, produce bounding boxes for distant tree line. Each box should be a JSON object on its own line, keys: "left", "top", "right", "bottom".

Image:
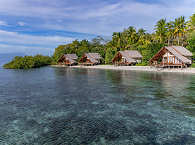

{"left": 4, "top": 13, "right": 195, "bottom": 69}
{"left": 53, "top": 14, "right": 195, "bottom": 65}
{"left": 3, "top": 55, "right": 52, "bottom": 69}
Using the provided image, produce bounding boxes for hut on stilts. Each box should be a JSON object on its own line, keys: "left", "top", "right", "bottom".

{"left": 79, "top": 53, "right": 102, "bottom": 65}
{"left": 149, "top": 46, "right": 193, "bottom": 68}
{"left": 112, "top": 50, "right": 143, "bottom": 66}
{"left": 58, "top": 54, "right": 78, "bottom": 66}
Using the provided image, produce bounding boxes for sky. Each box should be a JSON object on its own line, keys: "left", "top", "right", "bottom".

{"left": 0, "top": 0, "right": 194, "bottom": 55}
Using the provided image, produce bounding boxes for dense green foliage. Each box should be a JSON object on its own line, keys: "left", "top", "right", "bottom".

{"left": 53, "top": 14, "right": 195, "bottom": 65}
{"left": 187, "top": 33, "right": 195, "bottom": 57}
{"left": 4, "top": 14, "right": 195, "bottom": 69}
{"left": 191, "top": 63, "right": 195, "bottom": 68}
{"left": 3, "top": 55, "right": 52, "bottom": 69}
{"left": 53, "top": 37, "right": 106, "bottom": 63}
{"left": 187, "top": 14, "right": 195, "bottom": 62}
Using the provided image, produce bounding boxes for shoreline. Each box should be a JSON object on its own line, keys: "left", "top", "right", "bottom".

{"left": 51, "top": 65, "right": 195, "bottom": 74}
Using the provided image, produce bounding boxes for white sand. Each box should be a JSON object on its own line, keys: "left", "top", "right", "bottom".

{"left": 51, "top": 65, "right": 195, "bottom": 74}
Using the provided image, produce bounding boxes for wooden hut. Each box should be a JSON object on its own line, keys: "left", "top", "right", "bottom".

{"left": 58, "top": 54, "right": 78, "bottom": 66}
{"left": 149, "top": 46, "right": 193, "bottom": 68}
{"left": 79, "top": 53, "right": 102, "bottom": 65}
{"left": 112, "top": 50, "right": 143, "bottom": 66}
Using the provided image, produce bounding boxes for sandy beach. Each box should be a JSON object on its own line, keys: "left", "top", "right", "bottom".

{"left": 52, "top": 65, "right": 195, "bottom": 74}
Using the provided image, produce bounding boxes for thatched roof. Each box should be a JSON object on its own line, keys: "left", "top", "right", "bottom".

{"left": 84, "top": 53, "right": 102, "bottom": 63}
{"left": 115, "top": 50, "right": 142, "bottom": 63}
{"left": 58, "top": 54, "right": 78, "bottom": 64}
{"left": 120, "top": 50, "right": 143, "bottom": 59}
{"left": 149, "top": 46, "right": 192, "bottom": 64}
{"left": 65, "top": 54, "right": 78, "bottom": 60}
{"left": 85, "top": 53, "right": 102, "bottom": 59}
{"left": 170, "top": 46, "right": 193, "bottom": 57}
{"left": 166, "top": 46, "right": 192, "bottom": 64}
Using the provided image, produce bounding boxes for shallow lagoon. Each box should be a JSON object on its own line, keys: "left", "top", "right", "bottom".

{"left": 0, "top": 67, "right": 195, "bottom": 145}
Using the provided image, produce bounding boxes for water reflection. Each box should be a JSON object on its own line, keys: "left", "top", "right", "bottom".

{"left": 0, "top": 67, "right": 195, "bottom": 144}
{"left": 106, "top": 70, "right": 195, "bottom": 105}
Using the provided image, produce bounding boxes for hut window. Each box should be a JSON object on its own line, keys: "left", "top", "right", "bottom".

{"left": 122, "top": 57, "right": 126, "bottom": 63}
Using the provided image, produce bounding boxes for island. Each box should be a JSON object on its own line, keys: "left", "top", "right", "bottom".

{"left": 3, "top": 14, "right": 195, "bottom": 71}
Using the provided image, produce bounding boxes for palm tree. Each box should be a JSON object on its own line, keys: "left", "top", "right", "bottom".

{"left": 166, "top": 21, "right": 174, "bottom": 46}
{"left": 122, "top": 26, "right": 138, "bottom": 49}
{"left": 173, "top": 16, "right": 187, "bottom": 45}
{"left": 155, "top": 19, "right": 167, "bottom": 43}
{"left": 112, "top": 32, "right": 123, "bottom": 51}
{"left": 137, "top": 28, "right": 146, "bottom": 45}
{"left": 126, "top": 26, "right": 138, "bottom": 45}
{"left": 187, "top": 14, "right": 195, "bottom": 35}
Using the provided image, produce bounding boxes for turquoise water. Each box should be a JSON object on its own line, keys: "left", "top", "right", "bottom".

{"left": 0, "top": 67, "right": 195, "bottom": 145}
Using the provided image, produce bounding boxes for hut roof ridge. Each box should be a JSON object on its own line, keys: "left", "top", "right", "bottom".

{"left": 84, "top": 53, "right": 102, "bottom": 63}
{"left": 165, "top": 46, "right": 191, "bottom": 64}
{"left": 119, "top": 50, "right": 142, "bottom": 58}
{"left": 119, "top": 51, "right": 136, "bottom": 63}
{"left": 170, "top": 46, "right": 193, "bottom": 57}
{"left": 65, "top": 54, "right": 78, "bottom": 60}
{"left": 85, "top": 53, "right": 102, "bottom": 59}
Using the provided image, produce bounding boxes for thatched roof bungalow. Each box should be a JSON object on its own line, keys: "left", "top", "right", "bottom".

{"left": 58, "top": 54, "right": 78, "bottom": 66}
{"left": 112, "top": 50, "right": 143, "bottom": 66}
{"left": 79, "top": 53, "right": 102, "bottom": 65}
{"left": 149, "top": 46, "right": 193, "bottom": 68}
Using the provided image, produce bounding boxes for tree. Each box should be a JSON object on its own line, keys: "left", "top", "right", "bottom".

{"left": 4, "top": 55, "right": 52, "bottom": 69}
{"left": 105, "top": 42, "right": 117, "bottom": 64}
{"left": 141, "top": 43, "right": 163, "bottom": 64}
{"left": 187, "top": 14, "right": 195, "bottom": 56}
{"left": 137, "top": 28, "right": 147, "bottom": 46}
{"left": 53, "top": 45, "right": 67, "bottom": 63}
{"left": 173, "top": 16, "right": 187, "bottom": 45}
{"left": 112, "top": 32, "right": 123, "bottom": 51}
{"left": 188, "top": 13, "right": 195, "bottom": 32}
{"left": 51, "top": 14, "right": 194, "bottom": 66}
{"left": 187, "top": 33, "right": 195, "bottom": 52}
{"left": 166, "top": 21, "right": 174, "bottom": 46}
{"left": 155, "top": 19, "right": 167, "bottom": 43}
{"left": 90, "top": 36, "right": 106, "bottom": 59}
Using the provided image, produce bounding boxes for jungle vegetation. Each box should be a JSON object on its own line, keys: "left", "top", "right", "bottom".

{"left": 53, "top": 14, "right": 195, "bottom": 65}
{"left": 4, "top": 13, "right": 195, "bottom": 69}
{"left": 3, "top": 55, "right": 52, "bottom": 69}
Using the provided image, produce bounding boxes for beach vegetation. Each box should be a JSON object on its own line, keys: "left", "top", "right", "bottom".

{"left": 4, "top": 13, "right": 195, "bottom": 69}
{"left": 53, "top": 37, "right": 106, "bottom": 64}
{"left": 136, "top": 62, "right": 147, "bottom": 66}
{"left": 53, "top": 14, "right": 195, "bottom": 65}
{"left": 3, "top": 55, "right": 52, "bottom": 69}
{"left": 191, "top": 63, "right": 195, "bottom": 68}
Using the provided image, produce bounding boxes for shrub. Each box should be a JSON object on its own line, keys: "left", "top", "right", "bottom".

{"left": 3, "top": 55, "right": 52, "bottom": 69}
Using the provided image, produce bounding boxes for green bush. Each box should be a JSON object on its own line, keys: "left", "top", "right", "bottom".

{"left": 191, "top": 63, "right": 195, "bottom": 68}
{"left": 136, "top": 62, "right": 148, "bottom": 66}
{"left": 3, "top": 55, "right": 52, "bottom": 69}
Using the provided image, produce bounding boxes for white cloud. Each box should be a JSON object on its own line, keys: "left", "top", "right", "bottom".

{"left": 0, "top": 30, "right": 74, "bottom": 46}
{"left": 0, "top": 29, "right": 75, "bottom": 54}
{"left": 0, "top": 20, "right": 8, "bottom": 26}
{"left": 0, "top": 43, "right": 53, "bottom": 55}
{"left": 17, "top": 21, "right": 26, "bottom": 26}
{"left": 0, "top": 0, "right": 72, "bottom": 19}
{"left": 63, "top": 0, "right": 195, "bottom": 35}
{"left": 80, "top": 3, "right": 121, "bottom": 19}
{"left": 0, "top": 0, "right": 194, "bottom": 54}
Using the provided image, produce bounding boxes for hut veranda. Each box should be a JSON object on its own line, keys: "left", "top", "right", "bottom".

{"left": 112, "top": 50, "right": 143, "bottom": 66}
{"left": 58, "top": 54, "right": 78, "bottom": 66}
{"left": 149, "top": 46, "right": 193, "bottom": 68}
{"left": 79, "top": 53, "right": 102, "bottom": 65}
